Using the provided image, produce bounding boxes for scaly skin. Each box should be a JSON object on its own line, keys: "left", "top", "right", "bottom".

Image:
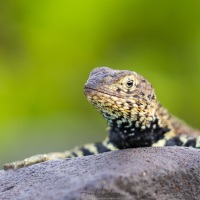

{"left": 84, "top": 67, "right": 200, "bottom": 149}
{"left": 4, "top": 66, "right": 200, "bottom": 170}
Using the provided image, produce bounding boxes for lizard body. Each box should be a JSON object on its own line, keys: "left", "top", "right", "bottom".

{"left": 85, "top": 67, "right": 200, "bottom": 149}
{"left": 4, "top": 66, "right": 200, "bottom": 170}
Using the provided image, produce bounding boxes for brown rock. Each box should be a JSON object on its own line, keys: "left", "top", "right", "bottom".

{"left": 0, "top": 147, "right": 200, "bottom": 200}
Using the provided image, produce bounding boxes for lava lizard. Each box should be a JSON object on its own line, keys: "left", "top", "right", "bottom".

{"left": 4, "top": 66, "right": 200, "bottom": 170}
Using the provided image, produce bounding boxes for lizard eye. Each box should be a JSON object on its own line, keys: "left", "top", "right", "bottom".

{"left": 126, "top": 80, "right": 133, "bottom": 88}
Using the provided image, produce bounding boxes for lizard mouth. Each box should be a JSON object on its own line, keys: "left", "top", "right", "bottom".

{"left": 84, "top": 86, "right": 122, "bottom": 99}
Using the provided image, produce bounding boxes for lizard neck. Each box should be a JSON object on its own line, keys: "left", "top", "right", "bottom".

{"left": 106, "top": 102, "right": 171, "bottom": 149}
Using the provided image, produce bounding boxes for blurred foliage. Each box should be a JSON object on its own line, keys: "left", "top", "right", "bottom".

{"left": 1, "top": 0, "right": 200, "bottom": 167}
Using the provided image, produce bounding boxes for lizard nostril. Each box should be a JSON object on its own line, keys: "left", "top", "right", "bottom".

{"left": 84, "top": 80, "right": 97, "bottom": 91}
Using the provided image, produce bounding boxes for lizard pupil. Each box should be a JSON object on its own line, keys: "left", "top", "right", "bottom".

{"left": 126, "top": 80, "right": 133, "bottom": 88}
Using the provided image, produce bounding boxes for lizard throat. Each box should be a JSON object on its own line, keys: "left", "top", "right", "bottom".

{"left": 105, "top": 114, "right": 170, "bottom": 149}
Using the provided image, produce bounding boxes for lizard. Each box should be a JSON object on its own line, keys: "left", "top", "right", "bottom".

{"left": 3, "top": 66, "right": 200, "bottom": 170}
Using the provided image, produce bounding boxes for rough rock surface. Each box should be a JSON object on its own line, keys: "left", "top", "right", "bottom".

{"left": 0, "top": 147, "right": 200, "bottom": 200}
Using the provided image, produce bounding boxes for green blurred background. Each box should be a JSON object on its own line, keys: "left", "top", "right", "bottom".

{"left": 1, "top": 0, "right": 200, "bottom": 167}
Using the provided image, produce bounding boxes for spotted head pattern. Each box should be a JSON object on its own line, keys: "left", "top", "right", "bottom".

{"left": 84, "top": 67, "right": 171, "bottom": 148}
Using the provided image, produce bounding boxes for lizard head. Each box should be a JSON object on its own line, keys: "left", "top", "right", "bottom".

{"left": 84, "top": 67, "right": 157, "bottom": 130}
{"left": 84, "top": 67, "right": 170, "bottom": 148}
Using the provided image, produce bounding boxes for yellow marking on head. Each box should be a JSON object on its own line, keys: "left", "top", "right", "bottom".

{"left": 111, "top": 96, "right": 118, "bottom": 101}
